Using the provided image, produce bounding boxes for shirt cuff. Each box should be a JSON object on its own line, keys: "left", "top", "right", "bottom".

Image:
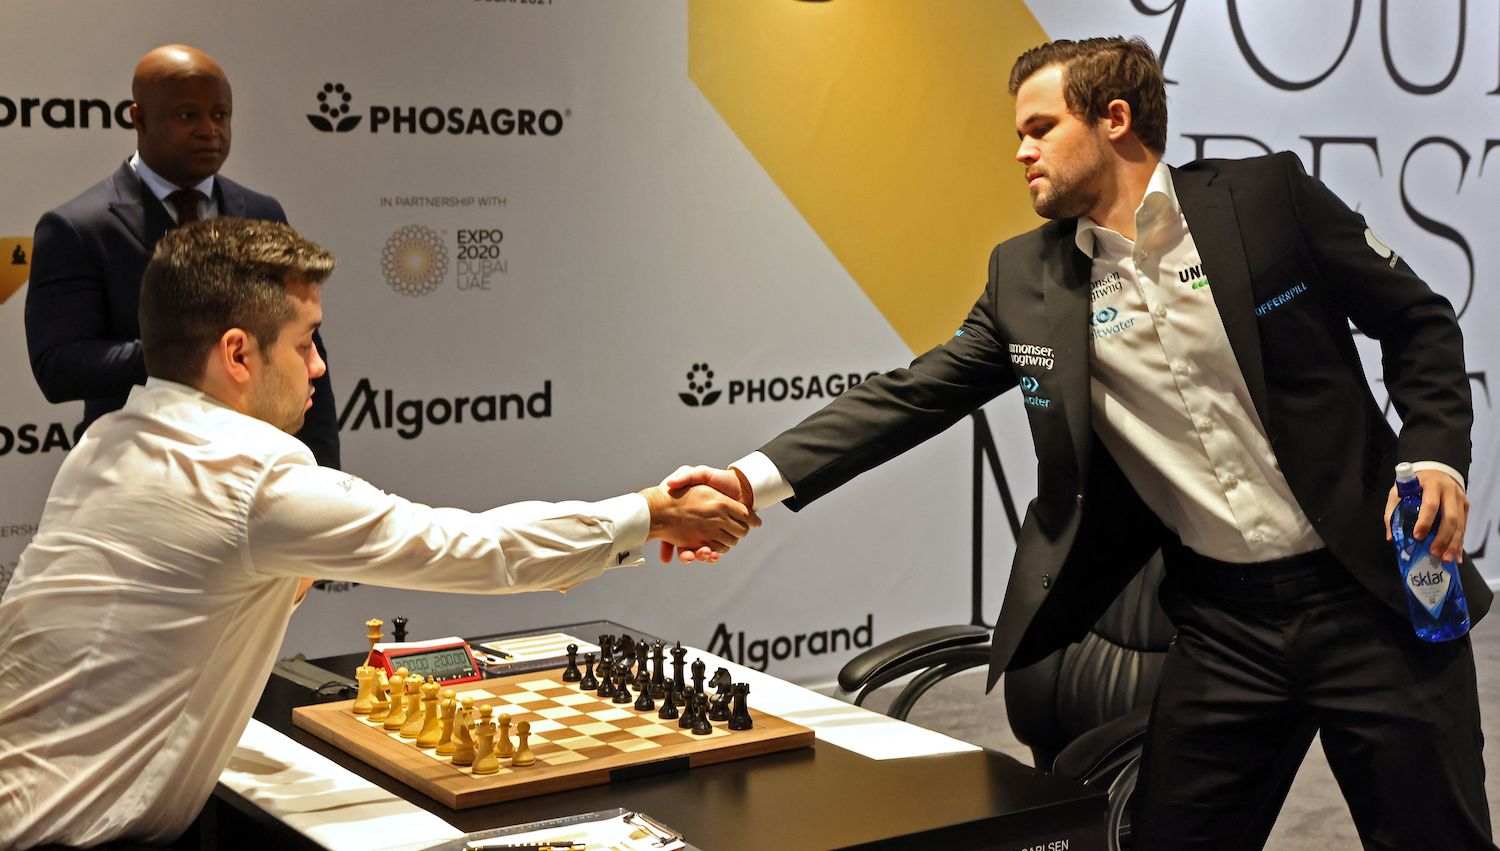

{"left": 1407, "top": 461, "right": 1465, "bottom": 493}
{"left": 730, "top": 451, "right": 793, "bottom": 511}
{"left": 601, "top": 493, "right": 650, "bottom": 570}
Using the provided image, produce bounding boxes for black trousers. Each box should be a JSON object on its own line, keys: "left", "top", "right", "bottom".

{"left": 1134, "top": 545, "right": 1494, "bottom": 850}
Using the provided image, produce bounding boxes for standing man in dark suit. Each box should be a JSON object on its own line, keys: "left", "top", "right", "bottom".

{"left": 671, "top": 37, "right": 1493, "bottom": 849}
{"left": 25, "top": 44, "right": 339, "bottom": 468}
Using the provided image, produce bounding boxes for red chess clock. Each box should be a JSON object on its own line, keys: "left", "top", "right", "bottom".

{"left": 367, "top": 636, "right": 483, "bottom": 684}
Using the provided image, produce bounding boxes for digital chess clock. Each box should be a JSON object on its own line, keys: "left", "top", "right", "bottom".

{"left": 367, "top": 636, "right": 483, "bottom": 684}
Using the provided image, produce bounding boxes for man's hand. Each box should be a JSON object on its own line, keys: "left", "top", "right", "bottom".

{"left": 641, "top": 478, "right": 760, "bottom": 565}
{"left": 1384, "top": 469, "right": 1470, "bottom": 563}
{"left": 657, "top": 466, "right": 755, "bottom": 563}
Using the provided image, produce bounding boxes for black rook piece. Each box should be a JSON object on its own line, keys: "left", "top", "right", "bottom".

{"left": 729, "top": 683, "right": 753, "bottom": 730}
{"left": 391, "top": 616, "right": 409, "bottom": 643}
{"left": 562, "top": 643, "right": 582, "bottom": 682}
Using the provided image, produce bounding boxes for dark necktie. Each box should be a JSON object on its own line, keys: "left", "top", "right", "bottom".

{"left": 166, "top": 189, "right": 204, "bottom": 225}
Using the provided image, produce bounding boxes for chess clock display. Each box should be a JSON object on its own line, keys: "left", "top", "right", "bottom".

{"left": 368, "top": 636, "right": 483, "bottom": 684}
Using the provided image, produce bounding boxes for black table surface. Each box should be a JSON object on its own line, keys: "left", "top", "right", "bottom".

{"left": 232, "top": 632, "right": 1106, "bottom": 851}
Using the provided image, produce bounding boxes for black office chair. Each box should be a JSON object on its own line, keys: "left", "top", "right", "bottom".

{"left": 837, "top": 552, "right": 1172, "bottom": 851}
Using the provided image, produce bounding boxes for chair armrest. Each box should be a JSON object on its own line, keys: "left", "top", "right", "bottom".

{"left": 1050, "top": 704, "right": 1151, "bottom": 787}
{"left": 837, "top": 624, "right": 990, "bottom": 693}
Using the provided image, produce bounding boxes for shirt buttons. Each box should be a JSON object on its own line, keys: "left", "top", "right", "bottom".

{"left": 1224, "top": 473, "right": 1239, "bottom": 490}
{"left": 1134, "top": 250, "right": 1147, "bottom": 264}
{"left": 1249, "top": 530, "right": 1265, "bottom": 543}
{"left": 1155, "top": 305, "right": 1168, "bottom": 318}
{"left": 1172, "top": 361, "right": 1188, "bottom": 375}
{"left": 1200, "top": 420, "right": 1214, "bottom": 435}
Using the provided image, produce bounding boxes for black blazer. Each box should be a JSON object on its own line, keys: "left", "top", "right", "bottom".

{"left": 760, "top": 152, "right": 1489, "bottom": 687}
{"left": 25, "top": 161, "right": 340, "bottom": 468}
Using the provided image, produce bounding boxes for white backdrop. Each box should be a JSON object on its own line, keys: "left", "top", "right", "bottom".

{"left": 0, "top": 1, "right": 1495, "bottom": 686}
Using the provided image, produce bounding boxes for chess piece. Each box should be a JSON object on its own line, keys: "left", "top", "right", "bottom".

{"left": 635, "top": 684, "right": 656, "bottom": 712}
{"left": 617, "top": 634, "right": 637, "bottom": 674}
{"left": 392, "top": 616, "right": 409, "bottom": 643}
{"left": 598, "top": 634, "right": 614, "bottom": 669}
{"left": 472, "top": 714, "right": 499, "bottom": 775}
{"left": 579, "top": 652, "right": 598, "bottom": 691}
{"left": 729, "top": 683, "right": 754, "bottom": 730}
{"left": 416, "top": 678, "right": 444, "bottom": 747}
{"left": 451, "top": 696, "right": 477, "bottom": 766}
{"left": 364, "top": 618, "right": 384, "bottom": 667}
{"left": 399, "top": 677, "right": 426, "bottom": 738}
{"left": 595, "top": 665, "right": 614, "bottom": 699}
{"left": 353, "top": 666, "right": 377, "bottom": 714}
{"left": 670, "top": 644, "right": 688, "bottom": 696}
{"left": 690, "top": 658, "right": 707, "bottom": 700}
{"left": 650, "top": 642, "right": 667, "bottom": 699}
{"left": 677, "top": 684, "right": 697, "bottom": 729}
{"left": 383, "top": 668, "right": 409, "bottom": 730}
{"left": 511, "top": 720, "right": 535, "bottom": 766}
{"left": 495, "top": 713, "right": 515, "bottom": 759}
{"left": 562, "top": 643, "right": 582, "bottom": 682}
{"left": 635, "top": 640, "right": 650, "bottom": 690}
{"left": 613, "top": 671, "right": 634, "bottom": 705}
{"left": 368, "top": 669, "right": 392, "bottom": 722}
{"left": 657, "top": 687, "right": 680, "bottom": 721}
{"left": 435, "top": 690, "right": 459, "bottom": 755}
{"left": 691, "top": 693, "right": 713, "bottom": 735}
{"left": 708, "top": 668, "right": 732, "bottom": 722}
{"left": 10, "top": 244, "right": 24, "bottom": 265}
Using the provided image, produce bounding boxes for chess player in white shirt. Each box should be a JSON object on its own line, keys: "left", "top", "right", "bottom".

{"left": 0, "top": 218, "right": 757, "bottom": 849}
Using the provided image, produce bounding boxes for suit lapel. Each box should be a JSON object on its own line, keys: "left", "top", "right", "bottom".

{"left": 107, "top": 161, "right": 173, "bottom": 251}
{"left": 216, "top": 176, "right": 248, "bottom": 219}
{"left": 1173, "top": 166, "right": 1271, "bottom": 429}
{"left": 1043, "top": 223, "right": 1095, "bottom": 476}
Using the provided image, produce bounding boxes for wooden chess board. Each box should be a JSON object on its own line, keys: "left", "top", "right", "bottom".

{"left": 291, "top": 668, "right": 815, "bottom": 809}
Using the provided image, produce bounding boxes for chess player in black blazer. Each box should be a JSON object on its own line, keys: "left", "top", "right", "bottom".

{"left": 674, "top": 37, "right": 1494, "bottom": 850}
{"left": 24, "top": 44, "right": 339, "bottom": 468}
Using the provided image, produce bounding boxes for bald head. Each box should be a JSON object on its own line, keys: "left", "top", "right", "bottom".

{"left": 130, "top": 45, "right": 232, "bottom": 188}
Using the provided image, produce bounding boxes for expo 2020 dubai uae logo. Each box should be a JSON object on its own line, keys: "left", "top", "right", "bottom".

{"left": 381, "top": 225, "right": 449, "bottom": 297}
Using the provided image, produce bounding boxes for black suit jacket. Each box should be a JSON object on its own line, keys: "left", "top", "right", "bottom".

{"left": 25, "top": 161, "right": 340, "bottom": 468}
{"left": 761, "top": 152, "right": 1490, "bottom": 688}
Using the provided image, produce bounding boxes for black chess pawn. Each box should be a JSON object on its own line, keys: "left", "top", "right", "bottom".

{"left": 579, "top": 652, "right": 598, "bottom": 690}
{"left": 677, "top": 685, "right": 697, "bottom": 729}
{"left": 391, "top": 616, "right": 409, "bottom": 643}
{"left": 561, "top": 643, "right": 582, "bottom": 682}
{"left": 657, "top": 687, "right": 680, "bottom": 721}
{"left": 612, "top": 674, "right": 634, "bottom": 705}
{"left": 728, "top": 683, "right": 753, "bottom": 730}
{"left": 634, "top": 685, "right": 655, "bottom": 712}
{"left": 595, "top": 665, "right": 614, "bottom": 698}
{"left": 708, "top": 668, "right": 732, "bottom": 722}
{"left": 649, "top": 642, "right": 667, "bottom": 699}
{"left": 691, "top": 693, "right": 713, "bottom": 735}
{"left": 10, "top": 245, "right": 25, "bottom": 265}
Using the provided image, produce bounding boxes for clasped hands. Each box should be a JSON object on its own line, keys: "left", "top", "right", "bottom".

{"left": 639, "top": 466, "right": 756, "bottom": 564}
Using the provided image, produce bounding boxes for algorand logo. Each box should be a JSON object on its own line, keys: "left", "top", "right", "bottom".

{"left": 307, "top": 82, "right": 362, "bottom": 133}
{"left": 306, "top": 81, "right": 566, "bottom": 137}
{"left": 0, "top": 95, "right": 132, "bottom": 129}
{"left": 381, "top": 225, "right": 449, "bottom": 296}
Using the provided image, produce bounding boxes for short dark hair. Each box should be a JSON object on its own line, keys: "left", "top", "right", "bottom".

{"left": 140, "top": 218, "right": 335, "bottom": 386}
{"left": 1009, "top": 36, "right": 1168, "bottom": 155}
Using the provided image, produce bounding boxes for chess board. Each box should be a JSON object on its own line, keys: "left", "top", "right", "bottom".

{"left": 292, "top": 668, "right": 815, "bottom": 809}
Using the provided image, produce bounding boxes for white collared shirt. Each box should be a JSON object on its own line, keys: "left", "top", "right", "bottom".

{"left": 0, "top": 379, "right": 646, "bottom": 847}
{"left": 129, "top": 151, "right": 219, "bottom": 222}
{"left": 1077, "top": 162, "right": 1321, "bottom": 561}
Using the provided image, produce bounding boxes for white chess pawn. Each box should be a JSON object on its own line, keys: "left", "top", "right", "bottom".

{"left": 511, "top": 719, "right": 535, "bottom": 767}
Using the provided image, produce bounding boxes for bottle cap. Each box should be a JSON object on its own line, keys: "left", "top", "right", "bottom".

{"left": 1395, "top": 462, "right": 1416, "bottom": 483}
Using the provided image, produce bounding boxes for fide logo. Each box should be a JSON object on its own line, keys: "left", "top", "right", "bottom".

{"left": 680, "top": 363, "right": 720, "bottom": 407}
{"left": 381, "top": 225, "right": 449, "bottom": 297}
{"left": 307, "top": 82, "right": 362, "bottom": 133}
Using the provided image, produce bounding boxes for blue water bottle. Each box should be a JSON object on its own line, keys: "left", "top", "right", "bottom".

{"left": 1390, "top": 462, "right": 1470, "bottom": 642}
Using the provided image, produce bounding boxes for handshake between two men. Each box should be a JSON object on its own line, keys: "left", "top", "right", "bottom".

{"left": 653, "top": 466, "right": 756, "bottom": 563}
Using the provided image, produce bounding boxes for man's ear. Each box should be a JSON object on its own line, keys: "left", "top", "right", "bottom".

{"left": 1104, "top": 98, "right": 1133, "bottom": 142}
{"left": 218, "top": 328, "right": 256, "bottom": 384}
{"left": 129, "top": 102, "right": 143, "bottom": 131}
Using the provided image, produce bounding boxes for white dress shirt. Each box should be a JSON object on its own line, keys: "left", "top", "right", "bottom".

{"left": 0, "top": 379, "right": 646, "bottom": 847}
{"left": 733, "top": 163, "right": 1461, "bottom": 562}
{"left": 130, "top": 151, "right": 218, "bottom": 222}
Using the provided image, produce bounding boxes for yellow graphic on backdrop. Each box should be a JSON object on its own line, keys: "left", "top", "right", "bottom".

{"left": 688, "top": 2, "right": 1048, "bottom": 353}
{"left": 0, "top": 237, "right": 32, "bottom": 305}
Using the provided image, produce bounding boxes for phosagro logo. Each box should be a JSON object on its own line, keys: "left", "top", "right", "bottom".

{"left": 381, "top": 225, "right": 449, "bottom": 296}
{"left": 677, "top": 361, "right": 880, "bottom": 408}
{"left": 306, "top": 82, "right": 362, "bottom": 133}
{"left": 708, "top": 614, "right": 873, "bottom": 672}
{"left": 0, "top": 95, "right": 133, "bottom": 130}
{"left": 305, "top": 80, "right": 566, "bottom": 138}
{"left": 0, "top": 237, "right": 32, "bottom": 305}
{"left": 0, "top": 420, "right": 86, "bottom": 457}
